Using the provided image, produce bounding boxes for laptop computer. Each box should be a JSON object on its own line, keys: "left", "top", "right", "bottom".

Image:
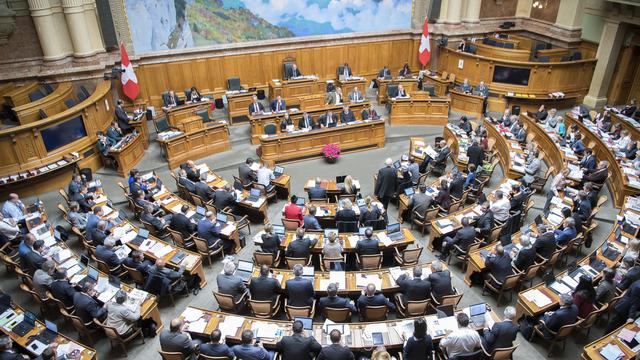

{"left": 324, "top": 228, "right": 338, "bottom": 238}
{"left": 79, "top": 254, "right": 90, "bottom": 268}
{"left": 404, "top": 187, "right": 415, "bottom": 197}
{"left": 274, "top": 166, "right": 285, "bottom": 178}
{"left": 393, "top": 160, "right": 401, "bottom": 169}
{"left": 11, "top": 310, "right": 36, "bottom": 337}
{"left": 77, "top": 266, "right": 100, "bottom": 288}
{"left": 216, "top": 213, "right": 227, "bottom": 225}
{"left": 294, "top": 317, "right": 313, "bottom": 331}
{"left": 273, "top": 225, "right": 285, "bottom": 240}
{"left": 35, "top": 320, "right": 58, "bottom": 344}
{"left": 130, "top": 228, "right": 150, "bottom": 246}
{"left": 469, "top": 303, "right": 487, "bottom": 327}
{"left": 534, "top": 214, "right": 544, "bottom": 226}
{"left": 295, "top": 197, "right": 306, "bottom": 206}
{"left": 236, "top": 260, "right": 254, "bottom": 281}
{"left": 192, "top": 206, "right": 207, "bottom": 221}
{"left": 436, "top": 304, "right": 454, "bottom": 318}
{"left": 108, "top": 275, "right": 121, "bottom": 289}
{"left": 387, "top": 223, "right": 403, "bottom": 241}
{"left": 356, "top": 198, "right": 366, "bottom": 207}
{"left": 601, "top": 242, "right": 619, "bottom": 261}
{"left": 336, "top": 175, "right": 347, "bottom": 185}
{"left": 170, "top": 251, "right": 186, "bottom": 264}
{"left": 359, "top": 227, "right": 372, "bottom": 236}
{"left": 247, "top": 188, "right": 261, "bottom": 202}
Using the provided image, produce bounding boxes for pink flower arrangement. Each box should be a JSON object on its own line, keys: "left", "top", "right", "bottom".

{"left": 322, "top": 143, "right": 341, "bottom": 160}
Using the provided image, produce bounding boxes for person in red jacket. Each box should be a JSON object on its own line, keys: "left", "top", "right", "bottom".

{"left": 284, "top": 195, "right": 303, "bottom": 226}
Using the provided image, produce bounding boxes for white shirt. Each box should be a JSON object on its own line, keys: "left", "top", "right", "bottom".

{"left": 257, "top": 167, "right": 274, "bottom": 187}
{"left": 440, "top": 327, "right": 481, "bottom": 358}
{"left": 490, "top": 197, "right": 511, "bottom": 222}
{"left": 0, "top": 219, "right": 19, "bottom": 239}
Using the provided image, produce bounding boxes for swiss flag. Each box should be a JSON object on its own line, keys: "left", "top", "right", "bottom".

{"left": 120, "top": 43, "right": 140, "bottom": 100}
{"left": 418, "top": 17, "right": 431, "bottom": 66}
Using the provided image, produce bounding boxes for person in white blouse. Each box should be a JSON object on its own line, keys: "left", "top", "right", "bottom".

{"left": 618, "top": 130, "right": 632, "bottom": 150}
{"left": 489, "top": 190, "right": 510, "bottom": 223}
{"left": 0, "top": 213, "right": 19, "bottom": 241}
{"left": 439, "top": 313, "right": 481, "bottom": 358}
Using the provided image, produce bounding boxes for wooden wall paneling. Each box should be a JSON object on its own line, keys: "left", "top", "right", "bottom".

{"left": 480, "top": 0, "right": 517, "bottom": 18}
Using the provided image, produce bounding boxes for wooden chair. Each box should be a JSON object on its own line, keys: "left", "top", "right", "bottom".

{"left": 360, "top": 305, "right": 388, "bottom": 321}
{"left": 393, "top": 245, "right": 423, "bottom": 266}
{"left": 395, "top": 298, "right": 430, "bottom": 317}
{"left": 58, "top": 188, "right": 70, "bottom": 204}
{"left": 323, "top": 307, "right": 352, "bottom": 322}
{"left": 531, "top": 319, "right": 580, "bottom": 356}
{"left": 577, "top": 303, "right": 608, "bottom": 336}
{"left": 284, "top": 299, "right": 316, "bottom": 320}
{"left": 46, "top": 290, "right": 74, "bottom": 315}
{"left": 248, "top": 295, "right": 281, "bottom": 318}
{"left": 117, "top": 181, "right": 129, "bottom": 196}
{"left": 544, "top": 245, "right": 566, "bottom": 271}
{"left": 167, "top": 228, "right": 196, "bottom": 251}
{"left": 482, "top": 271, "right": 523, "bottom": 305}
{"left": 18, "top": 283, "right": 48, "bottom": 316}
{"left": 140, "top": 219, "right": 169, "bottom": 240}
{"left": 411, "top": 207, "right": 438, "bottom": 235}
{"left": 233, "top": 175, "right": 251, "bottom": 190}
{"left": 430, "top": 286, "right": 463, "bottom": 312}
{"left": 448, "top": 241, "right": 480, "bottom": 271}
{"left": 123, "top": 264, "right": 146, "bottom": 288}
{"left": 93, "top": 256, "right": 127, "bottom": 278}
{"left": 193, "top": 237, "right": 224, "bottom": 266}
{"left": 222, "top": 210, "right": 251, "bottom": 235}
{"left": 355, "top": 253, "right": 382, "bottom": 270}
{"left": 285, "top": 256, "right": 312, "bottom": 269}
{"left": 481, "top": 343, "right": 518, "bottom": 360}
{"left": 213, "top": 291, "right": 247, "bottom": 314}
{"left": 253, "top": 251, "right": 281, "bottom": 267}
{"left": 199, "top": 354, "right": 232, "bottom": 360}
{"left": 530, "top": 166, "right": 554, "bottom": 193}
{"left": 487, "top": 223, "right": 506, "bottom": 244}
{"left": 94, "top": 318, "right": 145, "bottom": 356}
{"left": 320, "top": 254, "right": 346, "bottom": 272}
{"left": 60, "top": 307, "right": 98, "bottom": 345}
{"left": 282, "top": 218, "right": 301, "bottom": 231}
{"left": 562, "top": 234, "right": 585, "bottom": 264}
{"left": 158, "top": 350, "right": 185, "bottom": 360}
{"left": 520, "top": 261, "right": 545, "bottom": 288}
{"left": 253, "top": 182, "right": 277, "bottom": 203}
{"left": 0, "top": 253, "right": 19, "bottom": 276}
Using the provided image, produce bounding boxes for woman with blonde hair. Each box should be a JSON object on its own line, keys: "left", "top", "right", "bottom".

{"left": 622, "top": 238, "right": 640, "bottom": 260}
{"left": 343, "top": 175, "right": 357, "bottom": 195}
{"left": 359, "top": 196, "right": 382, "bottom": 226}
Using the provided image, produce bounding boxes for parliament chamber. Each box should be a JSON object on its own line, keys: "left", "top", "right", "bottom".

{"left": 1, "top": 0, "right": 640, "bottom": 359}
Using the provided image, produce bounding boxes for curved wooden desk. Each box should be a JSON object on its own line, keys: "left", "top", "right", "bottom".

{"left": 277, "top": 227, "right": 415, "bottom": 254}
{"left": 611, "top": 112, "right": 640, "bottom": 140}
{"left": 474, "top": 42, "right": 531, "bottom": 62}
{"left": 483, "top": 119, "right": 526, "bottom": 179}
{"left": 520, "top": 114, "right": 565, "bottom": 173}
{"left": 388, "top": 95, "right": 450, "bottom": 125}
{"left": 157, "top": 122, "right": 231, "bottom": 169}
{"left": 0, "top": 81, "right": 113, "bottom": 198}
{"left": 12, "top": 82, "right": 73, "bottom": 125}
{"left": 2, "top": 81, "right": 39, "bottom": 108}
{"left": 437, "top": 47, "right": 596, "bottom": 97}
{"left": 259, "top": 120, "right": 385, "bottom": 167}
{"left": 582, "top": 321, "right": 640, "bottom": 360}
{"left": 450, "top": 90, "right": 484, "bottom": 118}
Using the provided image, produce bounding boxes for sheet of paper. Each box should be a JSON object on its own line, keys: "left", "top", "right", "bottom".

{"left": 617, "top": 328, "right": 637, "bottom": 342}
{"left": 551, "top": 281, "right": 572, "bottom": 295}
{"left": 186, "top": 318, "right": 208, "bottom": 333}
{"left": 329, "top": 271, "right": 346, "bottom": 290}
{"left": 356, "top": 274, "right": 382, "bottom": 289}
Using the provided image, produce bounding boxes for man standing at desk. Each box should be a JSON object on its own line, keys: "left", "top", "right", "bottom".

{"left": 287, "top": 64, "right": 301, "bottom": 79}
{"left": 270, "top": 95, "right": 286, "bottom": 112}
{"left": 115, "top": 99, "right": 133, "bottom": 132}
{"left": 338, "top": 63, "right": 352, "bottom": 79}
{"left": 340, "top": 106, "right": 356, "bottom": 123}
{"left": 348, "top": 87, "right": 364, "bottom": 102}
{"left": 248, "top": 95, "right": 264, "bottom": 115}
{"left": 298, "top": 112, "right": 315, "bottom": 130}
{"left": 475, "top": 81, "right": 489, "bottom": 115}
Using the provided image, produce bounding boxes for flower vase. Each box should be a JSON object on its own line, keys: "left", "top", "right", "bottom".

{"left": 325, "top": 157, "right": 337, "bottom": 164}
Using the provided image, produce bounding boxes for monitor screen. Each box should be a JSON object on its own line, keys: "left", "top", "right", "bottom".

{"left": 41, "top": 116, "right": 87, "bottom": 152}
{"left": 469, "top": 303, "right": 486, "bottom": 316}
{"left": 237, "top": 260, "right": 253, "bottom": 272}
{"left": 216, "top": 213, "right": 227, "bottom": 223}
{"left": 404, "top": 187, "right": 415, "bottom": 196}
{"left": 137, "top": 228, "right": 149, "bottom": 238}
{"left": 386, "top": 223, "right": 401, "bottom": 233}
{"left": 250, "top": 188, "right": 261, "bottom": 197}
{"left": 87, "top": 267, "right": 99, "bottom": 281}
{"left": 274, "top": 165, "right": 284, "bottom": 173}
{"left": 294, "top": 317, "right": 313, "bottom": 330}
{"left": 273, "top": 225, "right": 285, "bottom": 235}
{"left": 492, "top": 65, "right": 531, "bottom": 86}
{"left": 196, "top": 206, "right": 206, "bottom": 215}
{"left": 295, "top": 197, "right": 305, "bottom": 206}
{"left": 324, "top": 228, "right": 338, "bottom": 238}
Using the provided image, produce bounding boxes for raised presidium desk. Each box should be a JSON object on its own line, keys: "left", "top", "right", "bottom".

{"left": 108, "top": 132, "right": 145, "bottom": 178}
{"left": 423, "top": 74, "right": 453, "bottom": 97}
{"left": 337, "top": 77, "right": 367, "bottom": 97}
{"left": 582, "top": 320, "right": 640, "bottom": 360}
{"left": 564, "top": 113, "right": 640, "bottom": 208}
{"left": 377, "top": 77, "right": 419, "bottom": 103}
{"left": 258, "top": 119, "right": 386, "bottom": 167}
{"left": 269, "top": 77, "right": 325, "bottom": 103}
{"left": 388, "top": 93, "right": 450, "bottom": 126}
{"left": 225, "top": 90, "right": 257, "bottom": 124}
{"left": 178, "top": 305, "right": 501, "bottom": 349}
{"left": 450, "top": 90, "right": 485, "bottom": 119}
{"left": 483, "top": 118, "right": 526, "bottom": 179}
{"left": 163, "top": 100, "right": 213, "bottom": 132}
{"left": 249, "top": 101, "right": 370, "bottom": 144}
{"left": 503, "top": 93, "right": 582, "bottom": 114}
{"left": 157, "top": 121, "right": 230, "bottom": 170}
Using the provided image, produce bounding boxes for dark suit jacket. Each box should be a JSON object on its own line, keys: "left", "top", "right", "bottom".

{"left": 434, "top": 147, "right": 450, "bottom": 164}
{"left": 338, "top": 66, "right": 353, "bottom": 77}
{"left": 581, "top": 155, "right": 596, "bottom": 172}
{"left": 216, "top": 273, "right": 247, "bottom": 302}
{"left": 276, "top": 334, "right": 322, "bottom": 360}
{"left": 583, "top": 168, "right": 607, "bottom": 184}
{"left": 510, "top": 191, "right": 527, "bottom": 212}
{"left": 270, "top": 99, "right": 287, "bottom": 112}
{"left": 396, "top": 275, "right": 431, "bottom": 301}
{"left": 260, "top": 233, "right": 280, "bottom": 254}
{"left": 467, "top": 145, "right": 485, "bottom": 168}
{"left": 115, "top": 106, "right": 131, "bottom": 131}
{"left": 286, "top": 67, "right": 301, "bottom": 79}
{"left": 50, "top": 279, "right": 77, "bottom": 307}
{"left": 197, "top": 219, "right": 221, "bottom": 247}
{"left": 318, "top": 344, "right": 354, "bottom": 360}
{"left": 340, "top": 111, "right": 356, "bottom": 123}
{"left": 170, "top": 213, "right": 195, "bottom": 238}
{"left": 73, "top": 292, "right": 107, "bottom": 323}
{"left": 90, "top": 229, "right": 107, "bottom": 246}
{"left": 319, "top": 114, "right": 338, "bottom": 127}
{"left": 141, "top": 212, "right": 164, "bottom": 232}
{"left": 22, "top": 251, "right": 45, "bottom": 274}
{"left": 195, "top": 181, "right": 215, "bottom": 201}
{"left": 356, "top": 238, "right": 379, "bottom": 255}
{"left": 123, "top": 257, "right": 152, "bottom": 275}
{"left": 106, "top": 127, "right": 123, "bottom": 143}
{"left": 483, "top": 320, "right": 518, "bottom": 352}
{"left": 428, "top": 270, "right": 453, "bottom": 302}
{"left": 449, "top": 176, "right": 465, "bottom": 199}
{"left": 96, "top": 245, "right": 121, "bottom": 268}
{"left": 614, "top": 279, "right": 640, "bottom": 320}
{"left": 71, "top": 192, "right": 94, "bottom": 213}
{"left": 249, "top": 275, "right": 281, "bottom": 302}
{"left": 451, "top": 226, "right": 476, "bottom": 251}
{"left": 285, "top": 277, "right": 315, "bottom": 306}
{"left": 280, "top": 118, "right": 294, "bottom": 131}
{"left": 238, "top": 163, "right": 257, "bottom": 185}
{"left": 298, "top": 115, "right": 315, "bottom": 129}
{"left": 486, "top": 253, "right": 514, "bottom": 283}
{"left": 409, "top": 193, "right": 433, "bottom": 215}
{"left": 620, "top": 266, "right": 640, "bottom": 290}
{"left": 285, "top": 237, "right": 317, "bottom": 258}
{"left": 535, "top": 232, "right": 556, "bottom": 259}
{"left": 308, "top": 186, "right": 327, "bottom": 199}
{"left": 543, "top": 305, "right": 578, "bottom": 336}
{"left": 375, "top": 166, "right": 397, "bottom": 198}
{"left": 356, "top": 294, "right": 395, "bottom": 310}
{"left": 361, "top": 109, "right": 379, "bottom": 120}
{"left": 513, "top": 246, "right": 536, "bottom": 271}
{"left": 213, "top": 190, "right": 236, "bottom": 212}
{"left": 318, "top": 295, "right": 357, "bottom": 313}
{"left": 160, "top": 330, "right": 196, "bottom": 358}
{"left": 200, "top": 343, "right": 234, "bottom": 359}
{"left": 248, "top": 102, "right": 265, "bottom": 114}
{"left": 475, "top": 211, "right": 494, "bottom": 238}
{"left": 335, "top": 209, "right": 357, "bottom": 223}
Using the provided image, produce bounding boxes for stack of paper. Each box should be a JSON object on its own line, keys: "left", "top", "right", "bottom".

{"left": 356, "top": 274, "right": 382, "bottom": 289}
{"left": 347, "top": 235, "right": 360, "bottom": 248}
{"left": 329, "top": 271, "right": 346, "bottom": 290}
{"left": 599, "top": 344, "right": 623, "bottom": 360}
{"left": 523, "top": 289, "right": 552, "bottom": 307}
{"left": 139, "top": 239, "right": 157, "bottom": 252}
{"left": 186, "top": 319, "right": 208, "bottom": 333}
{"left": 376, "top": 232, "right": 392, "bottom": 246}
{"left": 182, "top": 307, "right": 204, "bottom": 322}
{"left": 550, "top": 281, "right": 572, "bottom": 295}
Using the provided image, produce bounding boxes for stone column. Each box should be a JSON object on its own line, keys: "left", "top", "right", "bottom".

{"left": 28, "top": 0, "right": 73, "bottom": 61}
{"left": 82, "top": 0, "right": 104, "bottom": 54}
{"left": 584, "top": 19, "right": 627, "bottom": 108}
{"left": 412, "top": 0, "right": 429, "bottom": 29}
{"left": 446, "top": 0, "right": 462, "bottom": 24}
{"left": 555, "top": 0, "right": 585, "bottom": 30}
{"left": 462, "top": 0, "right": 481, "bottom": 23}
{"left": 516, "top": 0, "right": 532, "bottom": 17}
{"left": 437, "top": 0, "right": 449, "bottom": 23}
{"left": 107, "top": 0, "right": 133, "bottom": 53}
{"left": 61, "top": 0, "right": 94, "bottom": 57}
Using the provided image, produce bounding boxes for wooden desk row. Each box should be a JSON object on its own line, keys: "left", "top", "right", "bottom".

{"left": 259, "top": 120, "right": 386, "bottom": 167}
{"left": 270, "top": 228, "right": 415, "bottom": 254}
{"left": 377, "top": 78, "right": 419, "bottom": 103}
{"left": 388, "top": 95, "right": 450, "bottom": 126}
{"left": 249, "top": 102, "right": 370, "bottom": 144}
{"left": 450, "top": 90, "right": 485, "bottom": 119}
{"left": 163, "top": 100, "right": 213, "bottom": 131}
{"left": 108, "top": 132, "right": 146, "bottom": 178}
{"left": 484, "top": 119, "right": 526, "bottom": 179}
{"left": 269, "top": 78, "right": 325, "bottom": 102}
{"left": 12, "top": 82, "right": 73, "bottom": 125}
{"left": 582, "top": 320, "right": 640, "bottom": 360}
{"left": 520, "top": 113, "right": 577, "bottom": 176}
{"left": 2, "top": 81, "right": 39, "bottom": 108}
{"left": 157, "top": 122, "right": 231, "bottom": 170}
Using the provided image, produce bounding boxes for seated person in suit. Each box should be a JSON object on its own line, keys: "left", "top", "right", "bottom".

{"left": 485, "top": 244, "right": 514, "bottom": 285}
{"left": 440, "top": 217, "right": 476, "bottom": 260}
{"left": 448, "top": 171, "right": 466, "bottom": 199}
{"left": 90, "top": 220, "right": 109, "bottom": 246}
{"left": 105, "top": 290, "right": 141, "bottom": 336}
{"left": 571, "top": 133, "right": 585, "bottom": 156}
{"left": 106, "top": 120, "right": 124, "bottom": 143}
{"left": 476, "top": 80, "right": 489, "bottom": 97}
{"left": 439, "top": 313, "right": 481, "bottom": 358}
{"left": 482, "top": 306, "right": 518, "bottom": 353}
{"left": 460, "top": 78, "right": 472, "bottom": 93}
{"left": 147, "top": 259, "right": 187, "bottom": 293}
{"left": 270, "top": 95, "right": 286, "bottom": 112}
{"left": 71, "top": 185, "right": 95, "bottom": 213}
{"left": 319, "top": 282, "right": 357, "bottom": 317}
{"left": 170, "top": 205, "right": 196, "bottom": 238}
{"left": 200, "top": 329, "right": 234, "bottom": 359}
{"left": 322, "top": 232, "right": 343, "bottom": 260}
{"left": 396, "top": 266, "right": 431, "bottom": 304}
{"left": 286, "top": 264, "right": 315, "bottom": 306}
{"left": 216, "top": 261, "right": 248, "bottom": 302}
{"left": 49, "top": 269, "right": 78, "bottom": 308}
{"left": 213, "top": 185, "right": 238, "bottom": 215}
{"left": 96, "top": 237, "right": 122, "bottom": 269}
{"left": 248, "top": 95, "right": 265, "bottom": 115}
{"left": 259, "top": 224, "right": 281, "bottom": 254}
{"left": 428, "top": 260, "right": 453, "bottom": 302}
{"left": 325, "top": 87, "right": 344, "bottom": 105}
{"left": 276, "top": 320, "right": 322, "bottom": 360}
{"left": 535, "top": 293, "right": 579, "bottom": 339}
{"left": 318, "top": 330, "right": 354, "bottom": 360}
{"left": 303, "top": 205, "right": 322, "bottom": 230}
{"left": 123, "top": 250, "right": 152, "bottom": 275}
{"left": 582, "top": 160, "right": 608, "bottom": 186}
{"left": 340, "top": 105, "right": 356, "bottom": 123}
{"left": 73, "top": 282, "right": 107, "bottom": 324}
{"left": 284, "top": 195, "right": 304, "bottom": 225}
{"left": 20, "top": 241, "right": 45, "bottom": 275}
{"left": 459, "top": 116, "right": 472, "bottom": 134}
{"left": 408, "top": 184, "right": 433, "bottom": 217}
{"left": 163, "top": 90, "right": 179, "bottom": 108}
{"left": 361, "top": 104, "right": 380, "bottom": 120}
{"left": 182, "top": 160, "right": 200, "bottom": 182}
{"left": 403, "top": 318, "right": 434, "bottom": 360}
{"left": 356, "top": 228, "right": 379, "bottom": 255}
{"left": 554, "top": 217, "right": 577, "bottom": 246}
{"left": 338, "top": 63, "right": 352, "bottom": 79}
{"left": 287, "top": 63, "right": 302, "bottom": 79}
{"left": 285, "top": 228, "right": 317, "bottom": 259}
{"left": 357, "top": 283, "right": 395, "bottom": 311}
{"left": 335, "top": 199, "right": 357, "bottom": 223}
{"left": 238, "top": 157, "right": 258, "bottom": 186}
{"left": 621, "top": 98, "right": 638, "bottom": 116}
{"left": 308, "top": 177, "right": 327, "bottom": 199}
{"left": 377, "top": 65, "right": 391, "bottom": 79}
{"left": 160, "top": 318, "right": 198, "bottom": 359}
{"left": 187, "top": 87, "right": 202, "bottom": 102}
{"left": 511, "top": 234, "right": 537, "bottom": 271}
{"left": 232, "top": 330, "right": 272, "bottom": 360}
{"left": 580, "top": 148, "right": 597, "bottom": 173}
{"left": 298, "top": 112, "right": 315, "bottom": 130}
{"left": 67, "top": 173, "right": 85, "bottom": 197}
{"left": 249, "top": 265, "right": 281, "bottom": 303}
{"left": 134, "top": 189, "right": 162, "bottom": 214}
{"left": 348, "top": 87, "right": 364, "bottom": 102}
{"left": 359, "top": 196, "right": 381, "bottom": 226}
{"left": 398, "top": 63, "right": 411, "bottom": 77}
{"left": 280, "top": 112, "right": 294, "bottom": 131}
{"left": 141, "top": 205, "right": 171, "bottom": 235}
{"left": 319, "top": 110, "right": 338, "bottom": 128}
{"left": 397, "top": 84, "right": 409, "bottom": 98}
{"left": 197, "top": 211, "right": 224, "bottom": 249}
{"left": 96, "top": 131, "right": 114, "bottom": 156}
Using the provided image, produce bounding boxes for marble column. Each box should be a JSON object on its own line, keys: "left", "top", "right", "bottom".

{"left": 61, "top": 0, "right": 94, "bottom": 57}
{"left": 462, "top": 0, "right": 481, "bottom": 23}
{"left": 28, "top": 0, "right": 73, "bottom": 61}
{"left": 437, "top": 0, "right": 450, "bottom": 23}
{"left": 412, "top": 0, "right": 429, "bottom": 29}
{"left": 82, "top": 0, "right": 104, "bottom": 54}
{"left": 516, "top": 0, "right": 532, "bottom": 17}
{"left": 584, "top": 19, "right": 627, "bottom": 108}
{"left": 555, "top": 0, "right": 585, "bottom": 30}
{"left": 445, "top": 0, "right": 462, "bottom": 24}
